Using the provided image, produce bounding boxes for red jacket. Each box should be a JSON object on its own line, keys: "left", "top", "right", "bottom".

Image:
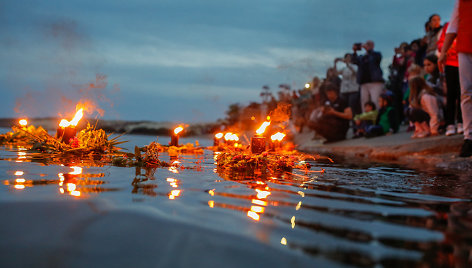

{"left": 437, "top": 23, "right": 459, "bottom": 67}
{"left": 457, "top": 0, "right": 472, "bottom": 53}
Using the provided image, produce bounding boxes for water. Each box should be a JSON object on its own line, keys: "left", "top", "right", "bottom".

{"left": 1, "top": 129, "right": 472, "bottom": 267}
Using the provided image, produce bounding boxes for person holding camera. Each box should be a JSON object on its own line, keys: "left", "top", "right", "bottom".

{"left": 309, "top": 83, "right": 353, "bottom": 143}
{"left": 335, "top": 53, "right": 360, "bottom": 116}
{"left": 352, "top": 40, "right": 385, "bottom": 113}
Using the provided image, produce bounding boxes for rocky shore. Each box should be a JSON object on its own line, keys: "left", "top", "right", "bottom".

{"left": 294, "top": 126, "right": 472, "bottom": 172}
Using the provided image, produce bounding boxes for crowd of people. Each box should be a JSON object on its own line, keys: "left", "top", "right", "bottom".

{"left": 282, "top": 2, "right": 471, "bottom": 157}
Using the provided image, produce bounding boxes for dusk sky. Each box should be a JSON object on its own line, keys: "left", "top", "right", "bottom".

{"left": 1, "top": 0, "right": 453, "bottom": 122}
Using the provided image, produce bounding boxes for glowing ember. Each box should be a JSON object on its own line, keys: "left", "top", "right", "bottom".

{"left": 215, "top": 133, "right": 223, "bottom": 139}
{"left": 174, "top": 126, "right": 184, "bottom": 135}
{"left": 271, "top": 132, "right": 286, "bottom": 142}
{"left": 19, "top": 119, "right": 28, "bottom": 126}
{"left": 256, "top": 121, "right": 271, "bottom": 135}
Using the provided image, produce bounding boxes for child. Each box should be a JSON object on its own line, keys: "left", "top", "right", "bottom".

{"left": 352, "top": 101, "right": 378, "bottom": 138}
{"left": 365, "top": 93, "right": 399, "bottom": 138}
{"left": 407, "top": 76, "right": 443, "bottom": 138}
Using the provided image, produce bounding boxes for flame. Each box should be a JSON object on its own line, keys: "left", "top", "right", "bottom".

{"left": 281, "top": 237, "right": 287, "bottom": 245}
{"left": 271, "top": 132, "right": 286, "bottom": 142}
{"left": 14, "top": 185, "right": 25, "bottom": 190}
{"left": 19, "top": 119, "right": 28, "bottom": 126}
{"left": 174, "top": 126, "right": 184, "bottom": 135}
{"left": 208, "top": 200, "right": 215, "bottom": 208}
{"left": 252, "top": 199, "right": 267, "bottom": 206}
{"left": 59, "top": 119, "right": 70, "bottom": 128}
{"left": 69, "top": 108, "right": 83, "bottom": 126}
{"left": 215, "top": 133, "right": 223, "bottom": 139}
{"left": 256, "top": 121, "right": 271, "bottom": 135}
{"left": 224, "top": 132, "right": 239, "bottom": 141}
{"left": 14, "top": 171, "right": 24, "bottom": 176}
{"left": 59, "top": 108, "right": 84, "bottom": 128}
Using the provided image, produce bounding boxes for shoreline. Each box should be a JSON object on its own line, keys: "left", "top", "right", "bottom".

{"left": 294, "top": 126, "right": 472, "bottom": 172}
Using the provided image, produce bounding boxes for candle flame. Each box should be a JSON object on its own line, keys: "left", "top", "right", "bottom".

{"left": 174, "top": 126, "right": 184, "bottom": 135}
{"left": 224, "top": 132, "right": 239, "bottom": 141}
{"left": 69, "top": 108, "right": 83, "bottom": 126}
{"left": 58, "top": 108, "right": 84, "bottom": 128}
{"left": 215, "top": 133, "right": 223, "bottom": 139}
{"left": 19, "top": 119, "right": 28, "bottom": 126}
{"left": 256, "top": 121, "right": 270, "bottom": 135}
{"left": 59, "top": 119, "right": 70, "bottom": 128}
{"left": 271, "top": 132, "right": 286, "bottom": 141}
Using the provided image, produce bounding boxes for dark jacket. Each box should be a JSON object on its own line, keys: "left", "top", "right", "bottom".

{"left": 352, "top": 50, "right": 384, "bottom": 84}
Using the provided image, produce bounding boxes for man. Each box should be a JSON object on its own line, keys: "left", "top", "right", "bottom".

{"left": 309, "top": 83, "right": 352, "bottom": 143}
{"left": 439, "top": 0, "right": 472, "bottom": 157}
{"left": 352, "top": 40, "right": 385, "bottom": 113}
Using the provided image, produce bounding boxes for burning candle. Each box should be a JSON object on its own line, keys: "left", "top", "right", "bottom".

{"left": 170, "top": 126, "right": 184, "bottom": 147}
{"left": 269, "top": 132, "right": 286, "bottom": 151}
{"left": 224, "top": 132, "right": 239, "bottom": 146}
{"left": 214, "top": 132, "right": 223, "bottom": 146}
{"left": 251, "top": 121, "right": 270, "bottom": 154}
{"left": 56, "top": 108, "right": 83, "bottom": 144}
{"left": 18, "top": 119, "right": 28, "bottom": 127}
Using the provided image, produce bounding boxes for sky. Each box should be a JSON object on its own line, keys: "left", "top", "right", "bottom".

{"left": 0, "top": 0, "right": 453, "bottom": 122}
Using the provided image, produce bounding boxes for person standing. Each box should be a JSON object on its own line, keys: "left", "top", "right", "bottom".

{"left": 439, "top": 0, "right": 472, "bottom": 157}
{"left": 335, "top": 53, "right": 360, "bottom": 116}
{"left": 352, "top": 40, "right": 385, "bottom": 113}
{"left": 437, "top": 22, "right": 463, "bottom": 136}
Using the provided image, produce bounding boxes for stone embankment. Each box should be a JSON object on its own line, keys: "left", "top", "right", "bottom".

{"left": 294, "top": 127, "right": 472, "bottom": 171}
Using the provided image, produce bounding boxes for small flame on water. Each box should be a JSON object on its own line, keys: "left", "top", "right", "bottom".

{"left": 174, "top": 126, "right": 184, "bottom": 135}
{"left": 69, "top": 108, "right": 83, "bottom": 126}
{"left": 271, "top": 132, "right": 286, "bottom": 142}
{"left": 224, "top": 132, "right": 239, "bottom": 141}
{"left": 58, "top": 108, "right": 84, "bottom": 128}
{"left": 256, "top": 121, "right": 271, "bottom": 135}
{"left": 215, "top": 133, "right": 223, "bottom": 139}
{"left": 19, "top": 119, "right": 28, "bottom": 126}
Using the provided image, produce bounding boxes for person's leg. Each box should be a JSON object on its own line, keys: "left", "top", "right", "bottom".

{"left": 370, "top": 82, "right": 384, "bottom": 110}
{"left": 445, "top": 65, "right": 462, "bottom": 133}
{"left": 458, "top": 53, "right": 472, "bottom": 157}
{"left": 360, "top": 84, "right": 369, "bottom": 113}
{"left": 459, "top": 53, "right": 472, "bottom": 140}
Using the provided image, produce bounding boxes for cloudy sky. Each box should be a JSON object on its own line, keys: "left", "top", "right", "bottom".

{"left": 0, "top": 0, "right": 453, "bottom": 122}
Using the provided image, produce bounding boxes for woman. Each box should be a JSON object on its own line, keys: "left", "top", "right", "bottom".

{"left": 426, "top": 14, "right": 442, "bottom": 55}
{"left": 335, "top": 53, "right": 360, "bottom": 115}
{"left": 437, "top": 22, "right": 463, "bottom": 136}
{"left": 423, "top": 54, "right": 445, "bottom": 96}
{"left": 408, "top": 76, "right": 443, "bottom": 137}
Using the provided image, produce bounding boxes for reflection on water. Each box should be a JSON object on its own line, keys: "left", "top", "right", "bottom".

{"left": 1, "top": 138, "right": 472, "bottom": 267}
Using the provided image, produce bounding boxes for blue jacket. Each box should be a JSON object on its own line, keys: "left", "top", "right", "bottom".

{"left": 352, "top": 50, "right": 384, "bottom": 84}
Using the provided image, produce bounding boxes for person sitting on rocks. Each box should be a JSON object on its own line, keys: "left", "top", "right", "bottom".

{"left": 308, "top": 83, "right": 353, "bottom": 143}
{"left": 365, "top": 93, "right": 399, "bottom": 138}
{"left": 352, "top": 101, "right": 378, "bottom": 138}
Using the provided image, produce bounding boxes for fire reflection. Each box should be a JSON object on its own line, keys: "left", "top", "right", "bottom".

{"left": 5, "top": 165, "right": 106, "bottom": 196}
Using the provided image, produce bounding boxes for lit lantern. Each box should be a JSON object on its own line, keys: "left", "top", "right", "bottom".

{"left": 214, "top": 132, "right": 223, "bottom": 146}
{"left": 56, "top": 108, "right": 83, "bottom": 144}
{"left": 251, "top": 121, "right": 270, "bottom": 154}
{"left": 170, "top": 126, "right": 183, "bottom": 147}
{"left": 269, "top": 132, "right": 286, "bottom": 151}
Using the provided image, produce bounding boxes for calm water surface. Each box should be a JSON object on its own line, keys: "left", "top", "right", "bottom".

{"left": 1, "top": 130, "right": 472, "bottom": 267}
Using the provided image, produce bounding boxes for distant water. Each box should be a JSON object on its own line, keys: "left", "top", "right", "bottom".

{"left": 1, "top": 129, "right": 472, "bottom": 267}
